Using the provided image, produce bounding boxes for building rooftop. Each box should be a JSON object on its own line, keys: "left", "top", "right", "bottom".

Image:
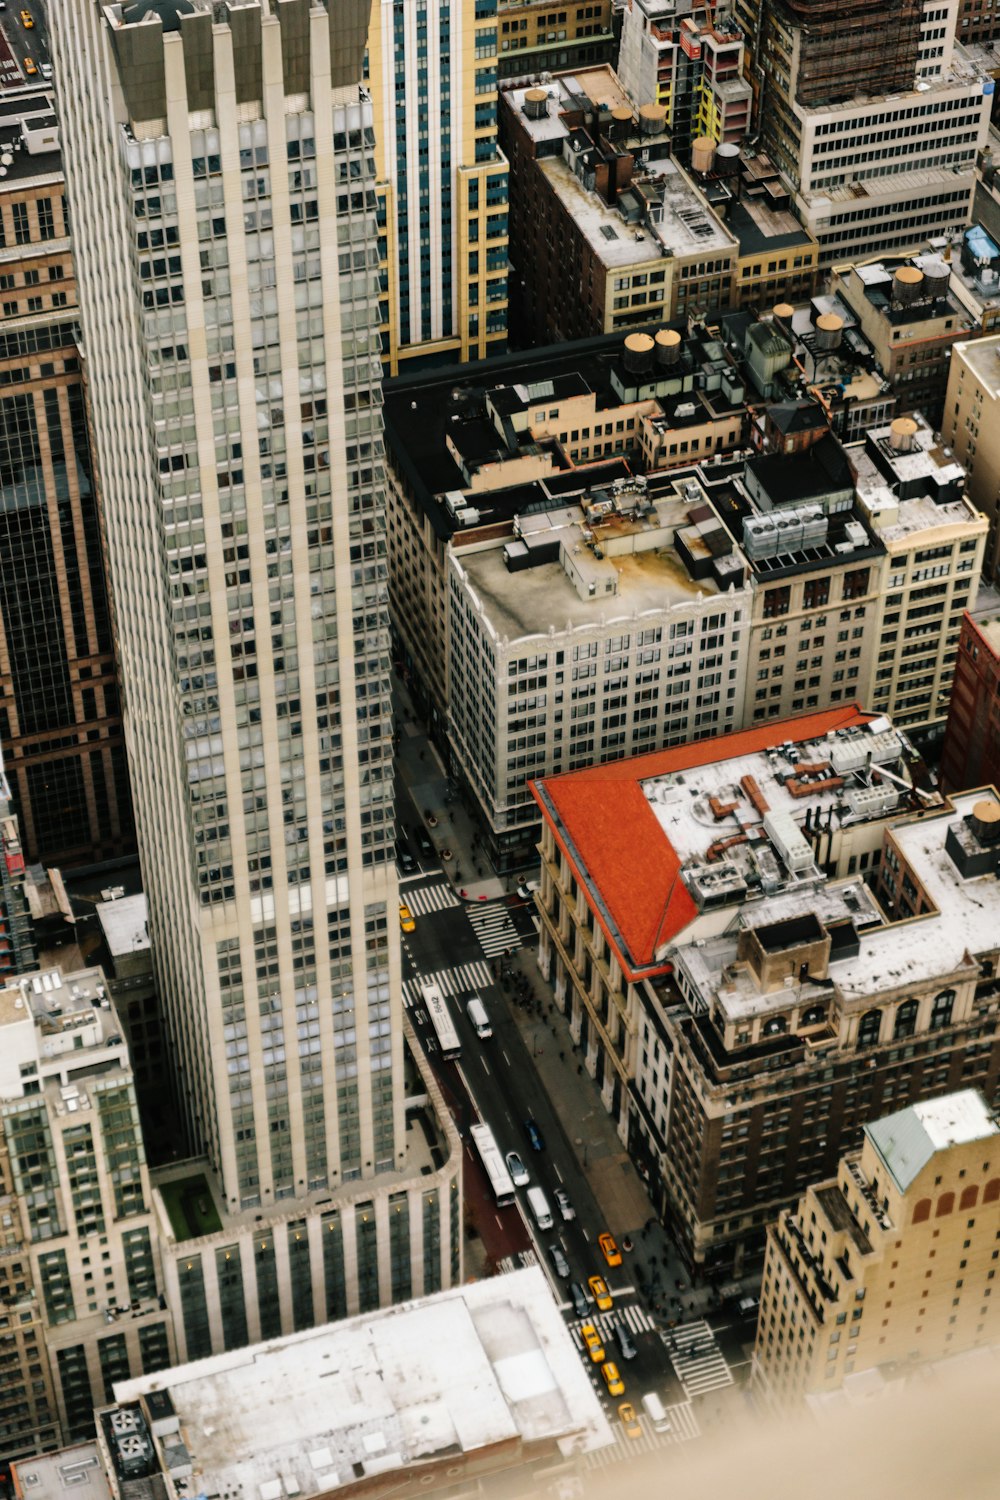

{"left": 726, "top": 197, "right": 814, "bottom": 260}
{"left": 97, "top": 893, "right": 150, "bottom": 958}
{"left": 11, "top": 1446, "right": 112, "bottom": 1500}
{"left": 453, "top": 473, "right": 748, "bottom": 645}
{"left": 531, "top": 703, "right": 877, "bottom": 976}
{"left": 503, "top": 66, "right": 735, "bottom": 265}
{"left": 109, "top": 1268, "right": 612, "bottom": 1500}
{"left": 0, "top": 90, "right": 61, "bottom": 186}
{"left": 952, "top": 331, "right": 1000, "bottom": 399}
{"left": 841, "top": 255, "right": 963, "bottom": 330}
{"left": 867, "top": 1090, "right": 999, "bottom": 1194}
{"left": 851, "top": 416, "right": 977, "bottom": 544}
{"left": 539, "top": 149, "right": 734, "bottom": 267}
{"left": 384, "top": 325, "right": 727, "bottom": 537}
{"left": 968, "top": 608, "right": 1000, "bottom": 657}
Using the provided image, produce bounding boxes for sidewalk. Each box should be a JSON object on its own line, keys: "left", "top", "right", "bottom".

{"left": 394, "top": 681, "right": 506, "bottom": 903}
{"left": 501, "top": 943, "right": 723, "bottom": 1321}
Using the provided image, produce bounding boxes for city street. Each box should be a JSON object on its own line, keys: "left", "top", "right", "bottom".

{"left": 393, "top": 679, "right": 761, "bottom": 1461}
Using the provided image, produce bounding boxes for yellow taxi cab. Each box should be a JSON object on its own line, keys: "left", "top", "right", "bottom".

{"left": 23, "top": 56, "right": 37, "bottom": 75}
{"left": 599, "top": 1231, "right": 622, "bottom": 1267}
{"left": 398, "top": 902, "right": 415, "bottom": 933}
{"left": 588, "top": 1274, "right": 613, "bottom": 1311}
{"left": 618, "top": 1402, "right": 642, "bottom": 1438}
{"left": 580, "top": 1322, "right": 605, "bottom": 1363}
{"left": 602, "top": 1361, "right": 625, "bottom": 1397}
{"left": 21, "top": 9, "right": 34, "bottom": 27}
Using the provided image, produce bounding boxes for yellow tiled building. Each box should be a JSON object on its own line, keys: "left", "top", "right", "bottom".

{"left": 754, "top": 1090, "right": 1000, "bottom": 1406}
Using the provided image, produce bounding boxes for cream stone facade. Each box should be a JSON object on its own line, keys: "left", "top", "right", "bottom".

{"left": 49, "top": 0, "right": 459, "bottom": 1358}
{"left": 942, "top": 333, "right": 1000, "bottom": 582}
{"left": 754, "top": 1090, "right": 1000, "bottom": 1405}
{"left": 0, "top": 966, "right": 175, "bottom": 1449}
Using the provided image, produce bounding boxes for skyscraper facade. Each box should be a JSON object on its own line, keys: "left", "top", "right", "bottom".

{"left": 49, "top": 0, "right": 458, "bottom": 1336}
{"left": 365, "top": 0, "right": 509, "bottom": 372}
{"left": 0, "top": 89, "right": 134, "bottom": 867}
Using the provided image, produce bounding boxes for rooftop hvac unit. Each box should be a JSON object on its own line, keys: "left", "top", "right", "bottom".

{"left": 763, "top": 809, "right": 813, "bottom": 872}
{"left": 111, "top": 1410, "right": 142, "bottom": 1437}
{"left": 846, "top": 783, "right": 898, "bottom": 817}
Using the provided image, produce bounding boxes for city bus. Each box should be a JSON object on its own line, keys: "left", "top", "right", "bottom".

{"left": 420, "top": 981, "right": 461, "bottom": 1061}
{"left": 470, "top": 1122, "right": 516, "bottom": 1208}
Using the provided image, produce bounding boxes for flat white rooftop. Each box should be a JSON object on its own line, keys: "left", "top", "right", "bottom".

{"left": 113, "top": 1269, "right": 612, "bottom": 1500}
{"left": 953, "top": 334, "right": 1000, "bottom": 400}
{"left": 642, "top": 723, "right": 907, "bottom": 870}
{"left": 97, "top": 892, "right": 149, "bottom": 957}
{"left": 847, "top": 789, "right": 1000, "bottom": 999}
{"left": 867, "top": 1089, "right": 999, "bottom": 1193}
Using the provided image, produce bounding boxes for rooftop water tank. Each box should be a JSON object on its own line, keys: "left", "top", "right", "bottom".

{"left": 716, "top": 141, "right": 741, "bottom": 176}
{"left": 691, "top": 136, "right": 716, "bottom": 173}
{"left": 814, "top": 312, "right": 843, "bottom": 351}
{"left": 639, "top": 103, "right": 668, "bottom": 136}
{"left": 655, "top": 327, "right": 682, "bottom": 366}
{"left": 523, "top": 88, "right": 549, "bottom": 121}
{"left": 892, "top": 265, "right": 924, "bottom": 305}
{"left": 623, "top": 332, "right": 655, "bottom": 373}
{"left": 889, "top": 415, "right": 919, "bottom": 453}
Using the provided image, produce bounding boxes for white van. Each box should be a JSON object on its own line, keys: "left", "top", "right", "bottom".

{"left": 641, "top": 1391, "right": 671, "bottom": 1432}
{"left": 466, "top": 995, "right": 492, "bottom": 1039}
{"left": 526, "top": 1185, "right": 553, "bottom": 1230}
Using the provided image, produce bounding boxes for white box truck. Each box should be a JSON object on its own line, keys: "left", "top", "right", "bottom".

{"left": 641, "top": 1391, "right": 671, "bottom": 1432}
{"left": 526, "top": 1186, "right": 553, "bottom": 1230}
{"left": 466, "top": 996, "right": 492, "bottom": 1039}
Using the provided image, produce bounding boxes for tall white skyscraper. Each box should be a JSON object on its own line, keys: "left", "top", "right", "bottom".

{"left": 48, "top": 0, "right": 459, "bottom": 1357}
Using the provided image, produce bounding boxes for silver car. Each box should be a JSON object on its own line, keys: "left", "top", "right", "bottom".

{"left": 554, "top": 1188, "right": 576, "bottom": 1222}
{"left": 505, "top": 1149, "right": 529, "bottom": 1187}
{"left": 549, "top": 1243, "right": 570, "bottom": 1279}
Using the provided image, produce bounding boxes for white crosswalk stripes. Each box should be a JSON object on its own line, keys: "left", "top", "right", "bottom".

{"left": 401, "top": 960, "right": 492, "bottom": 1009}
{"left": 567, "top": 1301, "right": 657, "bottom": 1347}
{"left": 403, "top": 880, "right": 461, "bottom": 917}
{"left": 584, "top": 1401, "right": 699, "bottom": 1467}
{"left": 467, "top": 900, "right": 522, "bottom": 958}
{"left": 662, "top": 1318, "right": 733, "bottom": 1399}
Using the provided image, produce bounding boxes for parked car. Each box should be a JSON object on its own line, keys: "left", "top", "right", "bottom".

{"left": 598, "top": 1231, "right": 622, "bottom": 1267}
{"left": 588, "top": 1275, "right": 613, "bottom": 1311}
{"left": 523, "top": 1117, "right": 545, "bottom": 1151}
{"left": 548, "top": 1243, "right": 570, "bottom": 1279}
{"left": 505, "top": 1150, "right": 529, "bottom": 1187}
{"left": 580, "top": 1322, "right": 605, "bottom": 1362}
{"left": 570, "top": 1282, "right": 591, "bottom": 1320}
{"left": 554, "top": 1188, "right": 576, "bottom": 1222}
{"left": 398, "top": 902, "right": 415, "bottom": 933}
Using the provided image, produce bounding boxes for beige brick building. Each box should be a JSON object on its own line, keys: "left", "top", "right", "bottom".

{"left": 754, "top": 1090, "right": 1000, "bottom": 1405}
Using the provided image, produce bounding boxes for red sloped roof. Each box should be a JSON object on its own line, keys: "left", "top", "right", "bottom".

{"left": 531, "top": 704, "right": 872, "bottom": 979}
